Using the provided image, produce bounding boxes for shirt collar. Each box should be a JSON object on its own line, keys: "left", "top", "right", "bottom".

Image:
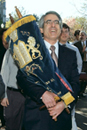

{"left": 59, "top": 42, "right": 67, "bottom": 46}
{"left": 44, "top": 40, "right": 58, "bottom": 57}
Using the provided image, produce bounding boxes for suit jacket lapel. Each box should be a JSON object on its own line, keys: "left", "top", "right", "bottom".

{"left": 86, "top": 40, "right": 87, "bottom": 47}
{"left": 58, "top": 44, "right": 66, "bottom": 70}
{"left": 80, "top": 41, "right": 83, "bottom": 50}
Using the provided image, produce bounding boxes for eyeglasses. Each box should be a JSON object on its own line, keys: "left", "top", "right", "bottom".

{"left": 44, "top": 20, "right": 59, "bottom": 25}
{"left": 61, "top": 30, "right": 69, "bottom": 34}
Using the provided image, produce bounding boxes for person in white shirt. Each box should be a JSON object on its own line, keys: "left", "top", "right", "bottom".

{"left": 59, "top": 24, "right": 82, "bottom": 74}
{"left": 1, "top": 49, "right": 25, "bottom": 130}
{"left": 59, "top": 23, "right": 82, "bottom": 130}
{"left": 80, "top": 31, "right": 87, "bottom": 61}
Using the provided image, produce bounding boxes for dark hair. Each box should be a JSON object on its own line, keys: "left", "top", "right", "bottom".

{"left": 0, "top": 28, "right": 7, "bottom": 39}
{"left": 62, "top": 23, "right": 70, "bottom": 31}
{"left": 0, "top": 28, "right": 7, "bottom": 48}
{"left": 74, "top": 30, "right": 80, "bottom": 36}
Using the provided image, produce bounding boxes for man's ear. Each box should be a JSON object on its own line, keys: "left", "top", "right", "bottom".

{"left": 39, "top": 28, "right": 43, "bottom": 34}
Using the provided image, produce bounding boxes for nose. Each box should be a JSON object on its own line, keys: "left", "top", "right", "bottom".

{"left": 51, "top": 21, "right": 55, "bottom": 27}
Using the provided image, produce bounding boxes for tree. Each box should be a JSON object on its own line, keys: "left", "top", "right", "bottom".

{"left": 72, "top": 0, "right": 87, "bottom": 17}
{"left": 6, "top": 6, "right": 40, "bottom": 28}
{"left": 63, "top": 16, "right": 87, "bottom": 42}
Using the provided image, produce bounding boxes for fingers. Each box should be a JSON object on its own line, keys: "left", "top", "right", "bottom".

{"left": 42, "top": 91, "right": 56, "bottom": 108}
{"left": 1, "top": 98, "right": 9, "bottom": 107}
{"left": 6, "top": 99, "right": 9, "bottom": 106}
{"left": 52, "top": 114, "right": 58, "bottom": 120}
{"left": 1, "top": 101, "right": 7, "bottom": 107}
{"left": 46, "top": 100, "right": 56, "bottom": 108}
{"left": 48, "top": 107, "right": 58, "bottom": 120}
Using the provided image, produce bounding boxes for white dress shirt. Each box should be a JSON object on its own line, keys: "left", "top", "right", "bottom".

{"left": 1, "top": 49, "right": 18, "bottom": 98}
{"left": 60, "top": 42, "right": 82, "bottom": 74}
{"left": 44, "top": 40, "right": 59, "bottom": 58}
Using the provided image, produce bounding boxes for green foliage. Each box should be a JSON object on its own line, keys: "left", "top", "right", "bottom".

{"left": 75, "top": 17, "right": 87, "bottom": 32}
{"left": 6, "top": 6, "right": 40, "bottom": 28}
{"left": 64, "top": 16, "right": 87, "bottom": 42}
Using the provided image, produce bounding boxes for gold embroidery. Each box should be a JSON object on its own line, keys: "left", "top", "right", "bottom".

{"left": 25, "top": 63, "right": 43, "bottom": 76}
{"left": 50, "top": 78, "right": 55, "bottom": 82}
{"left": 26, "top": 36, "right": 43, "bottom": 60}
{"left": 57, "top": 91, "right": 61, "bottom": 95}
{"left": 9, "top": 29, "right": 18, "bottom": 43}
{"left": 35, "top": 81, "right": 40, "bottom": 84}
{"left": 3, "top": 15, "right": 36, "bottom": 41}
{"left": 45, "top": 81, "right": 50, "bottom": 85}
{"left": 20, "top": 31, "right": 30, "bottom": 36}
{"left": 13, "top": 40, "right": 32, "bottom": 68}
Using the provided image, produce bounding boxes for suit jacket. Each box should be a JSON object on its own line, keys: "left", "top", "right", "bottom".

{"left": 17, "top": 44, "right": 80, "bottom": 130}
{"left": 0, "top": 74, "right": 5, "bottom": 99}
{"left": 74, "top": 40, "right": 87, "bottom": 60}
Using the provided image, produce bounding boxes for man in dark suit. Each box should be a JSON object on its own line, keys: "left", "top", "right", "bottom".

{"left": 74, "top": 31, "right": 87, "bottom": 61}
{"left": 74, "top": 31, "right": 87, "bottom": 96}
{"left": 17, "top": 11, "right": 80, "bottom": 130}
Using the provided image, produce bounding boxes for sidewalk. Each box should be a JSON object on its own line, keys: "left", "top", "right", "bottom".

{"left": 75, "top": 87, "right": 87, "bottom": 130}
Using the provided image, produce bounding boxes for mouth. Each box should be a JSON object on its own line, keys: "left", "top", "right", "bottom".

{"left": 51, "top": 28, "right": 56, "bottom": 32}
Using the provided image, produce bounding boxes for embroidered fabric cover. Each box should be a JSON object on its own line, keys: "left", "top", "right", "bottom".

{"left": 3, "top": 15, "right": 74, "bottom": 105}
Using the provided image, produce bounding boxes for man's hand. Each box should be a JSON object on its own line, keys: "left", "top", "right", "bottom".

{"left": 48, "top": 101, "right": 65, "bottom": 119}
{"left": 42, "top": 91, "right": 56, "bottom": 108}
{"left": 1, "top": 98, "right": 9, "bottom": 107}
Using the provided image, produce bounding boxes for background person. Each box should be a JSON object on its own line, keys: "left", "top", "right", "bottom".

{"left": 59, "top": 23, "right": 82, "bottom": 130}
{"left": 1, "top": 48, "right": 25, "bottom": 130}
{"left": 74, "top": 31, "right": 87, "bottom": 97}
{"left": 0, "top": 28, "right": 7, "bottom": 130}
{"left": 73, "top": 30, "right": 80, "bottom": 44}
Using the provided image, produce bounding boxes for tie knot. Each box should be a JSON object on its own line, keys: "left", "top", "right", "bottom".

{"left": 50, "top": 45, "right": 55, "bottom": 52}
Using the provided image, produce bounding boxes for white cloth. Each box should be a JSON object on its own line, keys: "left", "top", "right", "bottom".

{"left": 1, "top": 49, "right": 18, "bottom": 98}
{"left": 71, "top": 106, "right": 78, "bottom": 130}
{"left": 81, "top": 41, "right": 86, "bottom": 46}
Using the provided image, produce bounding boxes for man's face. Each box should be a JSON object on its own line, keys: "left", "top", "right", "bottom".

{"left": 59, "top": 28, "right": 69, "bottom": 44}
{"left": 41, "top": 14, "right": 61, "bottom": 44}
{"left": 79, "top": 32, "right": 86, "bottom": 41}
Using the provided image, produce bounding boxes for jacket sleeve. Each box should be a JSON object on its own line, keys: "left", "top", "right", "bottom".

{"left": 69, "top": 51, "right": 80, "bottom": 109}
{"left": 16, "top": 69, "right": 46, "bottom": 103}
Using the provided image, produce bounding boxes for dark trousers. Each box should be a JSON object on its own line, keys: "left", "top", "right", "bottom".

{"left": 4, "top": 88, "right": 25, "bottom": 130}
{"left": 0, "top": 104, "right": 5, "bottom": 126}
{"left": 79, "top": 81, "right": 87, "bottom": 94}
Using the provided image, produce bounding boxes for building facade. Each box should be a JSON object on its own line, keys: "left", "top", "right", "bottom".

{"left": 0, "top": 0, "right": 6, "bottom": 28}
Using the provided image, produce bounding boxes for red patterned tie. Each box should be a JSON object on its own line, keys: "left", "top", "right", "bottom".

{"left": 50, "top": 45, "right": 58, "bottom": 67}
